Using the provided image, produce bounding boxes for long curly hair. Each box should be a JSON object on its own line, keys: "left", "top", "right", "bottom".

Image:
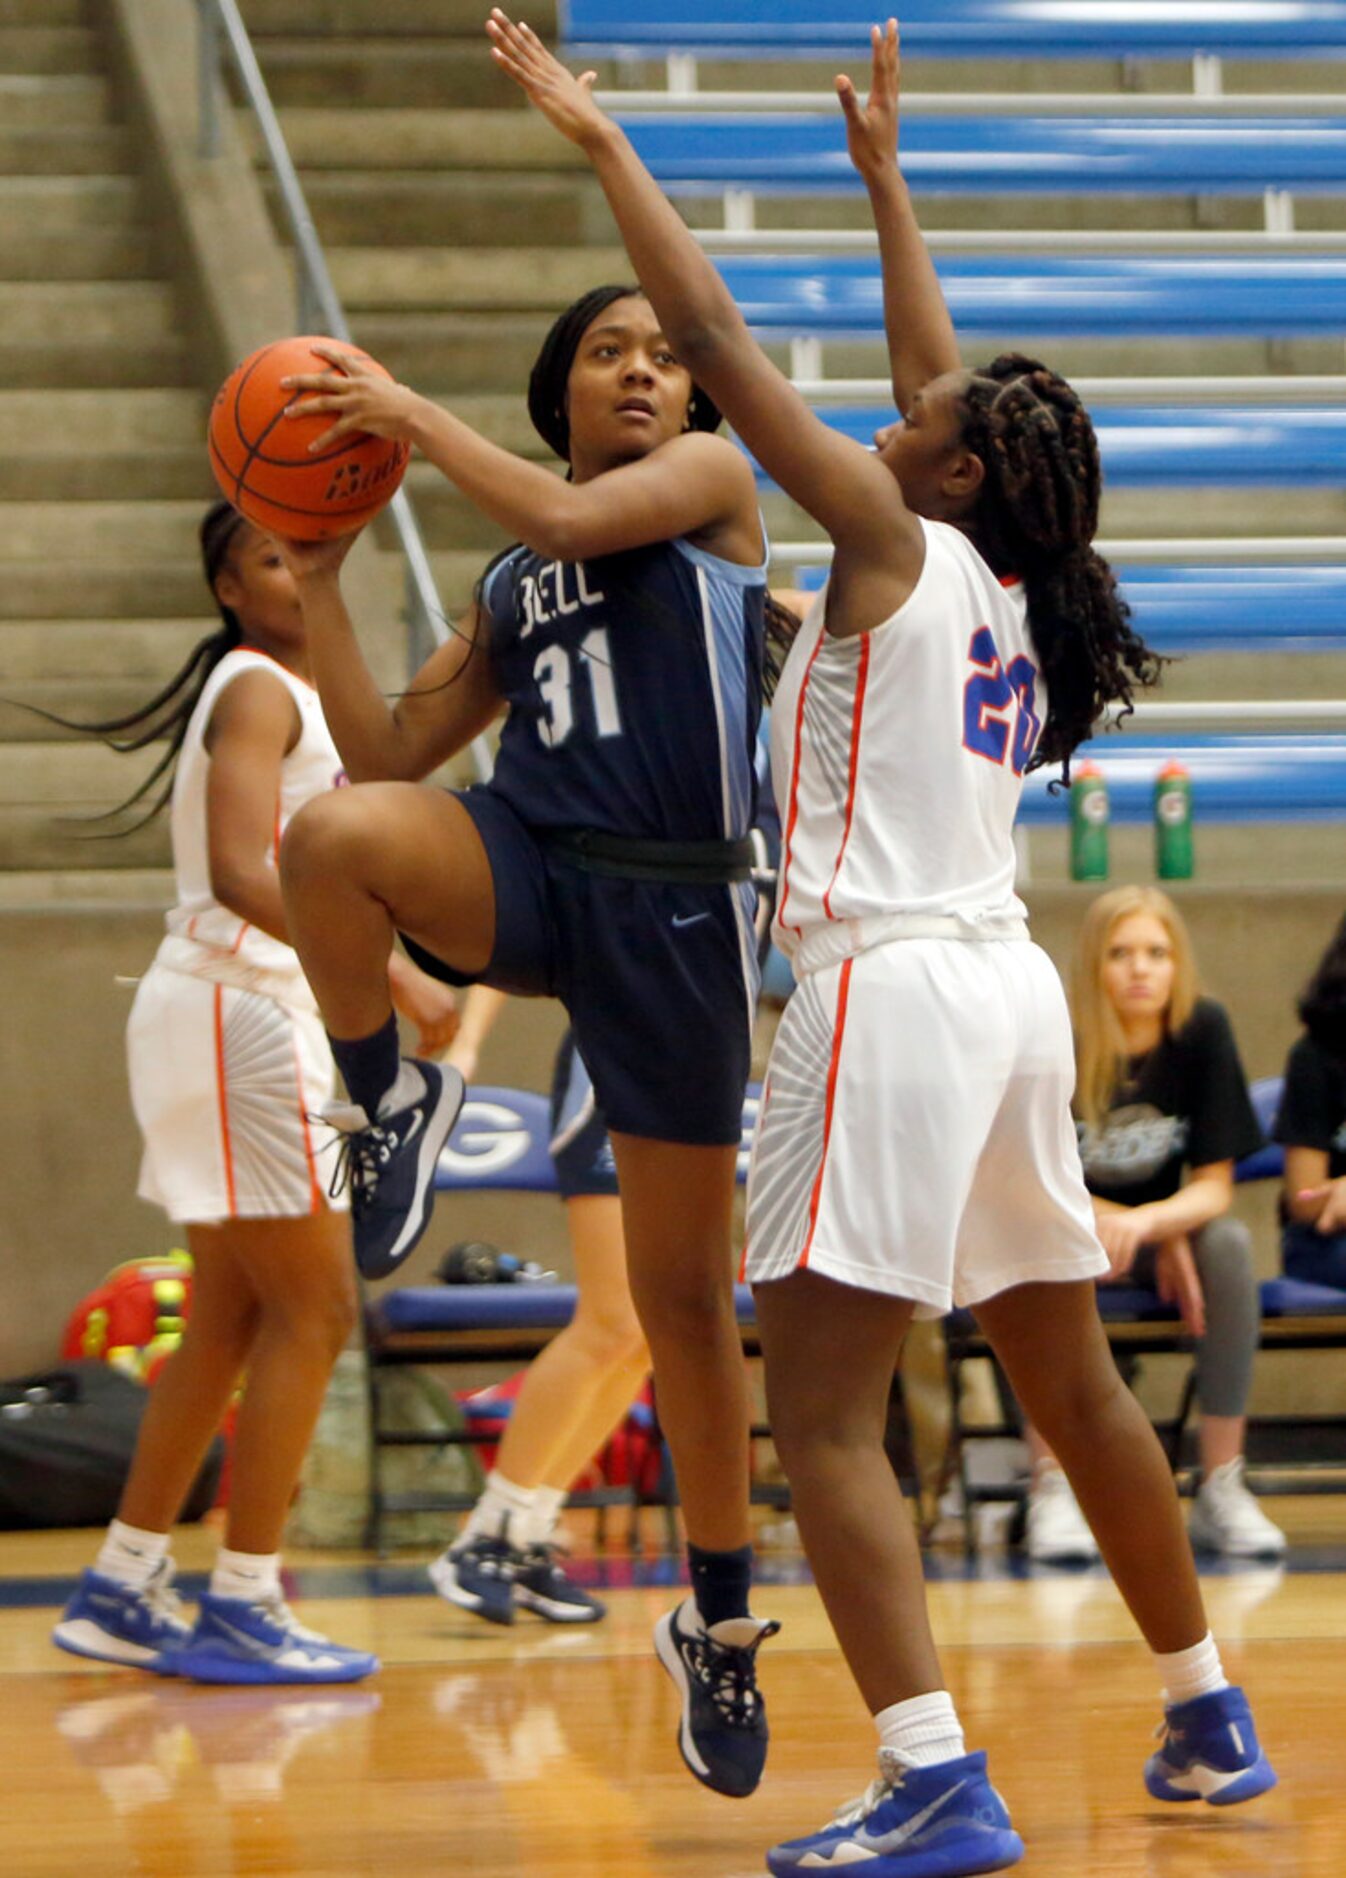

{"left": 959, "top": 354, "right": 1163, "bottom": 780}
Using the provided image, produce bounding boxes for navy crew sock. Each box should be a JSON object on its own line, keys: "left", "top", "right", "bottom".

{"left": 687, "top": 1541, "right": 754, "bottom": 1628}
{"left": 328, "top": 1013, "right": 401, "bottom": 1120}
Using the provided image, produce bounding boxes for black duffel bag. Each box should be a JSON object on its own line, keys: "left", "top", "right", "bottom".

{"left": 0, "top": 1361, "right": 223, "bottom": 1529}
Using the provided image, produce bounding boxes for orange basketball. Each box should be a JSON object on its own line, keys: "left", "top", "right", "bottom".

{"left": 207, "top": 334, "right": 410, "bottom": 541}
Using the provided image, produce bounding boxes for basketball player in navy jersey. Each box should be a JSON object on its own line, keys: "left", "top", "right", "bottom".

{"left": 274, "top": 285, "right": 789, "bottom": 1796}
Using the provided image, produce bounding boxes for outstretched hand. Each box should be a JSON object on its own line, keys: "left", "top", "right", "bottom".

{"left": 280, "top": 343, "right": 423, "bottom": 454}
{"left": 272, "top": 529, "right": 361, "bottom": 581}
{"left": 486, "top": 8, "right": 606, "bottom": 146}
{"left": 836, "top": 17, "right": 900, "bottom": 183}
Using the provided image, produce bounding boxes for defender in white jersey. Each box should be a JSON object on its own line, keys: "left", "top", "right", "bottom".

{"left": 495, "top": 15, "right": 1276, "bottom": 1874}
{"left": 53, "top": 503, "right": 455, "bottom": 1690}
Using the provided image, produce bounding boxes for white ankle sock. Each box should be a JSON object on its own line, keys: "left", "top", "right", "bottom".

{"left": 96, "top": 1519, "right": 169, "bottom": 1591}
{"left": 1153, "top": 1630, "right": 1228, "bottom": 1707}
{"left": 210, "top": 1548, "right": 282, "bottom": 1604}
{"left": 378, "top": 1059, "right": 426, "bottom": 1118}
{"left": 521, "top": 1486, "right": 567, "bottom": 1549}
{"left": 460, "top": 1471, "right": 535, "bottom": 1548}
{"left": 875, "top": 1691, "right": 967, "bottom": 1769}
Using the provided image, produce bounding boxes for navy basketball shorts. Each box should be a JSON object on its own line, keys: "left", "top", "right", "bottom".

{"left": 405, "top": 786, "right": 758, "bottom": 1147}
{"left": 548, "top": 1029, "right": 620, "bottom": 1198}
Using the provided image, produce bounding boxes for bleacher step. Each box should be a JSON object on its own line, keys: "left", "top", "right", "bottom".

{"left": 0, "top": 74, "right": 110, "bottom": 127}
{"left": 0, "top": 127, "right": 134, "bottom": 174}
{"left": 0, "top": 26, "right": 99, "bottom": 77}
{"left": 240, "top": 0, "right": 558, "bottom": 34}
{"left": 253, "top": 39, "right": 521, "bottom": 111}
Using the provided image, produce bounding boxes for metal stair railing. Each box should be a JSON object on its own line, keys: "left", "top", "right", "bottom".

{"left": 196, "top": 0, "right": 492, "bottom": 781}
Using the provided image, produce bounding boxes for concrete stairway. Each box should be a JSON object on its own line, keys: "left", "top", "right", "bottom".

{"left": 234, "top": 0, "right": 1346, "bottom": 733}
{"left": 0, "top": 0, "right": 215, "bottom": 890}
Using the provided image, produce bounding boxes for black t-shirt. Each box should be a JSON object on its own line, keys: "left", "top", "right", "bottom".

{"left": 1273, "top": 1033, "right": 1346, "bottom": 1181}
{"left": 1076, "top": 997, "right": 1263, "bottom": 1207}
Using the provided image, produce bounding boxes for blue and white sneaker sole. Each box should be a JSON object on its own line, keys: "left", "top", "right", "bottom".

{"left": 357, "top": 1064, "right": 466, "bottom": 1282}
{"left": 767, "top": 1832, "right": 1025, "bottom": 1877}
{"left": 51, "top": 1619, "right": 181, "bottom": 1672}
{"left": 514, "top": 1580, "right": 605, "bottom": 1624}
{"left": 155, "top": 1643, "right": 378, "bottom": 1686}
{"left": 1145, "top": 1754, "right": 1278, "bottom": 1805}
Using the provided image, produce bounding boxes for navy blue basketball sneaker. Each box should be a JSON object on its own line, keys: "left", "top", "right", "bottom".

{"left": 766, "top": 1751, "right": 1024, "bottom": 1877}
{"left": 654, "top": 1597, "right": 778, "bottom": 1797}
{"left": 324, "top": 1058, "right": 465, "bottom": 1280}
{"left": 1144, "top": 1685, "right": 1277, "bottom": 1805}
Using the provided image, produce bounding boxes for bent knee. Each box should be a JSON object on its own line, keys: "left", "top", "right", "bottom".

{"left": 280, "top": 788, "right": 383, "bottom": 885}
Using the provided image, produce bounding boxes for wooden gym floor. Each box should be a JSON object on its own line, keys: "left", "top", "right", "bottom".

{"left": 1, "top": 1505, "right": 1343, "bottom": 1878}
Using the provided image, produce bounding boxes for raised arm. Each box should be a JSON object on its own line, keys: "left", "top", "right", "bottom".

{"left": 485, "top": 10, "right": 917, "bottom": 581}
{"left": 837, "top": 20, "right": 962, "bottom": 416}
{"left": 274, "top": 533, "right": 502, "bottom": 784}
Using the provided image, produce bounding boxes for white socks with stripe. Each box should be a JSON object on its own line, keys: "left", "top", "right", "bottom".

{"left": 876, "top": 1691, "right": 967, "bottom": 1770}
{"left": 460, "top": 1473, "right": 567, "bottom": 1550}
{"left": 210, "top": 1548, "right": 282, "bottom": 1604}
{"left": 96, "top": 1519, "right": 169, "bottom": 1591}
{"left": 1153, "top": 1630, "right": 1229, "bottom": 1707}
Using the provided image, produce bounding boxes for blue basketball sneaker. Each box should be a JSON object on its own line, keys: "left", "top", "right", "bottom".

{"left": 1144, "top": 1685, "right": 1277, "bottom": 1806}
{"left": 52, "top": 1563, "right": 192, "bottom": 1670}
{"left": 427, "top": 1532, "right": 522, "bottom": 1627}
{"left": 323, "top": 1058, "right": 465, "bottom": 1280}
{"left": 156, "top": 1591, "right": 378, "bottom": 1685}
{"left": 654, "top": 1596, "right": 779, "bottom": 1798}
{"left": 767, "top": 1751, "right": 1024, "bottom": 1877}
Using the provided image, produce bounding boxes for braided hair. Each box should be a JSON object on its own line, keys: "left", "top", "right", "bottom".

{"left": 39, "top": 500, "right": 247, "bottom": 829}
{"left": 958, "top": 354, "right": 1162, "bottom": 780}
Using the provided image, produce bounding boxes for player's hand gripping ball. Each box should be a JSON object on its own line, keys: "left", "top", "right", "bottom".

{"left": 208, "top": 335, "right": 410, "bottom": 540}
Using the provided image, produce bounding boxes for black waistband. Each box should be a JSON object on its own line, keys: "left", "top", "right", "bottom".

{"left": 540, "top": 827, "right": 755, "bottom": 884}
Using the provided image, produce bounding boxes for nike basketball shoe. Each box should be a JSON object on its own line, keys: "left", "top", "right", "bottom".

{"left": 323, "top": 1058, "right": 465, "bottom": 1280}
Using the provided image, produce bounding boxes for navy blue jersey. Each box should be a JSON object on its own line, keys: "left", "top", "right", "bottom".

{"left": 482, "top": 536, "right": 766, "bottom": 842}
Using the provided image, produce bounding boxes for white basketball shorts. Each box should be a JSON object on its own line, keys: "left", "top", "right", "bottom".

{"left": 743, "top": 938, "right": 1108, "bottom": 1315}
{"left": 126, "top": 964, "right": 345, "bottom": 1224}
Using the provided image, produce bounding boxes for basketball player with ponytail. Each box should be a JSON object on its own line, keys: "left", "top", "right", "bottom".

{"left": 50, "top": 502, "right": 455, "bottom": 1685}
{"left": 491, "top": 13, "right": 1275, "bottom": 1873}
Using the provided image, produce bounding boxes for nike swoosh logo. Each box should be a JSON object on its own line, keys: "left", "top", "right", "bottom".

{"left": 400, "top": 1107, "right": 424, "bottom": 1148}
{"left": 860, "top": 1778, "right": 969, "bottom": 1853}
{"left": 671, "top": 912, "right": 711, "bottom": 930}
{"left": 207, "top": 1615, "right": 283, "bottom": 1659}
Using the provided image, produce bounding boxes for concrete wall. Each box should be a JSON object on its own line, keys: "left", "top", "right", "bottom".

{"left": 2, "top": 883, "right": 1338, "bottom": 1376}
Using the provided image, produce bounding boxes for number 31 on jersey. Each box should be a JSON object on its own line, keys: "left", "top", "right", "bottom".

{"left": 962, "top": 625, "right": 1042, "bottom": 776}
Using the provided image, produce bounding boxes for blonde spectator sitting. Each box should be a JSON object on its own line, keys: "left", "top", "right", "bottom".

{"left": 1023, "top": 887, "right": 1287, "bottom": 1564}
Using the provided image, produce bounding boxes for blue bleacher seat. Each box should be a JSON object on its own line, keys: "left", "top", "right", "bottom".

{"left": 712, "top": 254, "right": 1346, "bottom": 340}
{"left": 370, "top": 1282, "right": 757, "bottom": 1338}
{"left": 791, "top": 563, "right": 1346, "bottom": 655}
{"left": 618, "top": 114, "right": 1346, "bottom": 198}
{"left": 1018, "top": 734, "right": 1346, "bottom": 823}
{"left": 758, "top": 406, "right": 1346, "bottom": 490}
{"left": 565, "top": 1, "right": 1346, "bottom": 61}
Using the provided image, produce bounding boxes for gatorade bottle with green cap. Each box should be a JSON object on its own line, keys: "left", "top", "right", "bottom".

{"left": 1070, "top": 760, "right": 1109, "bottom": 881}
{"left": 1155, "top": 760, "right": 1194, "bottom": 879}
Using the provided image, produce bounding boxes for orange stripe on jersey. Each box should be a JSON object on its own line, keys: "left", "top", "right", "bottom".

{"left": 776, "top": 629, "right": 826, "bottom": 941}
{"left": 798, "top": 957, "right": 853, "bottom": 1270}
{"left": 821, "top": 633, "right": 870, "bottom": 920}
{"left": 212, "top": 983, "right": 238, "bottom": 1217}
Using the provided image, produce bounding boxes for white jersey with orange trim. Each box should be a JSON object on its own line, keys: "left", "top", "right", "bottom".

{"left": 771, "top": 518, "right": 1038, "bottom": 978}
{"left": 158, "top": 647, "right": 344, "bottom": 1009}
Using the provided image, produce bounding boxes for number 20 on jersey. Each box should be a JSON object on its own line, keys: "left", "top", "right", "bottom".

{"left": 962, "top": 625, "right": 1042, "bottom": 776}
